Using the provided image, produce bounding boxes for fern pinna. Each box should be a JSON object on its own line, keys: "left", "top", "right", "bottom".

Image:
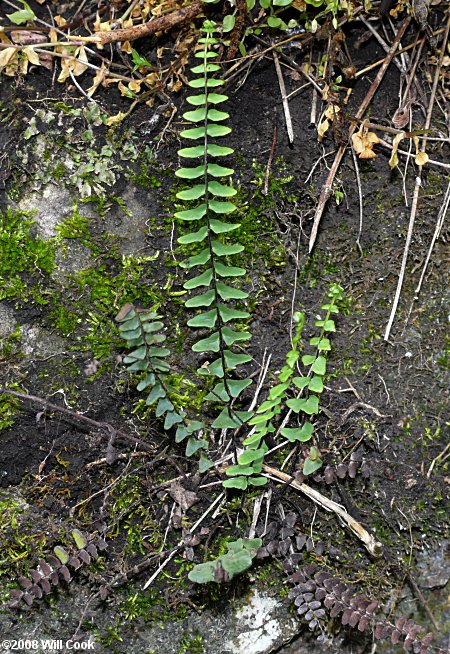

{"left": 176, "top": 20, "right": 253, "bottom": 430}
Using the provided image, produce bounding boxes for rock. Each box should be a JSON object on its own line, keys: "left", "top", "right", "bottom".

{"left": 224, "top": 589, "right": 299, "bottom": 654}
{"left": 417, "top": 540, "right": 450, "bottom": 589}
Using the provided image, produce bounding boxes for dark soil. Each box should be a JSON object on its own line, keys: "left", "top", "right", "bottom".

{"left": 0, "top": 4, "right": 449, "bottom": 654}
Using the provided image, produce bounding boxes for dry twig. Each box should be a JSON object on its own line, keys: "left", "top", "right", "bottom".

{"left": 309, "top": 17, "right": 411, "bottom": 253}
{"left": 262, "top": 464, "right": 383, "bottom": 557}
{"left": 384, "top": 14, "right": 450, "bottom": 340}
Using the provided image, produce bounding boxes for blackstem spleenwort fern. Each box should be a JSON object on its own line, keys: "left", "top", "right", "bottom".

{"left": 175, "top": 20, "right": 254, "bottom": 430}
{"left": 115, "top": 23, "right": 343, "bottom": 491}
{"left": 224, "top": 283, "right": 344, "bottom": 489}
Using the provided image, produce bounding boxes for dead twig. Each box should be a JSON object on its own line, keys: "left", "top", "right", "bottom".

{"left": 309, "top": 16, "right": 411, "bottom": 253}
{"left": 262, "top": 464, "right": 383, "bottom": 557}
{"left": 427, "top": 441, "right": 450, "bottom": 478}
{"left": 404, "top": 178, "right": 450, "bottom": 325}
{"left": 142, "top": 492, "right": 226, "bottom": 589}
{"left": 273, "top": 51, "right": 294, "bottom": 144}
{"left": 79, "top": 1, "right": 204, "bottom": 46}
{"left": 263, "top": 125, "right": 278, "bottom": 196}
{"left": 384, "top": 13, "right": 450, "bottom": 341}
{"left": 1, "top": 387, "right": 155, "bottom": 453}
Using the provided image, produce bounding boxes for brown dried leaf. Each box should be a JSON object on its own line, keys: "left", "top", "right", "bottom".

{"left": 352, "top": 123, "right": 381, "bottom": 159}
{"left": 415, "top": 151, "right": 428, "bottom": 166}
{"left": 0, "top": 47, "right": 18, "bottom": 69}
{"left": 389, "top": 132, "right": 406, "bottom": 169}
{"left": 169, "top": 481, "right": 198, "bottom": 512}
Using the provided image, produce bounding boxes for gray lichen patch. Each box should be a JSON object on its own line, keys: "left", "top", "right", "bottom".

{"left": 19, "top": 324, "right": 67, "bottom": 358}
{"left": 225, "top": 589, "right": 299, "bottom": 654}
{"left": 0, "top": 304, "right": 17, "bottom": 340}
{"left": 18, "top": 184, "right": 74, "bottom": 240}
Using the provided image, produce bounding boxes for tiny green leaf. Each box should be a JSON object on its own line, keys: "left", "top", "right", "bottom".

{"left": 210, "top": 219, "right": 240, "bottom": 234}
{"left": 292, "top": 376, "right": 310, "bottom": 390}
{"left": 280, "top": 422, "right": 314, "bottom": 442}
{"left": 7, "top": 2, "right": 35, "bottom": 25}
{"left": 185, "top": 289, "right": 215, "bottom": 307}
{"left": 192, "top": 332, "right": 220, "bottom": 353}
{"left": 164, "top": 411, "right": 183, "bottom": 429}
{"left": 217, "top": 281, "right": 248, "bottom": 300}
{"left": 315, "top": 319, "right": 336, "bottom": 332}
{"left": 176, "top": 184, "right": 205, "bottom": 200}
{"left": 178, "top": 226, "right": 208, "bottom": 244}
{"left": 174, "top": 203, "right": 207, "bottom": 221}
{"left": 216, "top": 262, "right": 246, "bottom": 277}
{"left": 186, "top": 437, "right": 208, "bottom": 457}
{"left": 303, "top": 456, "right": 323, "bottom": 476}
{"left": 311, "top": 356, "right": 326, "bottom": 376}
{"left": 226, "top": 464, "right": 254, "bottom": 476}
{"left": 176, "top": 165, "right": 205, "bottom": 179}
{"left": 146, "top": 384, "right": 166, "bottom": 405}
{"left": 207, "top": 144, "right": 234, "bottom": 157}
{"left": 219, "top": 304, "right": 250, "bottom": 322}
{"left": 72, "top": 529, "right": 87, "bottom": 550}
{"left": 248, "top": 476, "right": 268, "bottom": 486}
{"left": 187, "top": 309, "right": 218, "bottom": 328}
{"left": 54, "top": 546, "right": 69, "bottom": 565}
{"left": 199, "top": 452, "right": 215, "bottom": 472}
{"left": 238, "top": 448, "right": 265, "bottom": 465}
{"left": 223, "top": 476, "right": 248, "bottom": 490}
{"left": 223, "top": 14, "right": 236, "bottom": 32}
{"left": 208, "top": 181, "right": 237, "bottom": 197}
{"left": 211, "top": 241, "right": 244, "bottom": 256}
{"left": 286, "top": 395, "right": 319, "bottom": 415}
{"left": 208, "top": 163, "right": 234, "bottom": 177}
{"left": 155, "top": 397, "right": 174, "bottom": 417}
{"left": 209, "top": 199, "right": 237, "bottom": 214}
{"left": 184, "top": 268, "right": 213, "bottom": 289}
{"left": 308, "top": 375, "right": 324, "bottom": 393}
{"left": 178, "top": 145, "right": 205, "bottom": 158}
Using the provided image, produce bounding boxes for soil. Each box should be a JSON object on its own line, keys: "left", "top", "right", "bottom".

{"left": 0, "top": 4, "right": 449, "bottom": 654}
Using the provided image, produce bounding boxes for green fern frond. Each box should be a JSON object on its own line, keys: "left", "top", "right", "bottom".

{"left": 175, "top": 20, "right": 252, "bottom": 415}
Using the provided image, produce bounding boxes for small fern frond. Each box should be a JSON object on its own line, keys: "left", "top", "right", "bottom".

{"left": 115, "top": 303, "right": 184, "bottom": 430}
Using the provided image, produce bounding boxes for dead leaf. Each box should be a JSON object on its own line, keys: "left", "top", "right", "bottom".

{"left": 168, "top": 481, "right": 198, "bottom": 512}
{"left": 11, "top": 30, "right": 46, "bottom": 46}
{"left": 87, "top": 64, "right": 108, "bottom": 97}
{"left": 392, "top": 105, "right": 410, "bottom": 129}
{"left": 106, "top": 111, "right": 127, "bottom": 126}
{"left": 72, "top": 45, "right": 88, "bottom": 76}
{"left": 317, "top": 117, "right": 330, "bottom": 141}
{"left": 0, "top": 47, "right": 18, "bottom": 69}
{"left": 54, "top": 15, "right": 68, "bottom": 28}
{"left": 128, "top": 78, "right": 142, "bottom": 93}
{"left": 352, "top": 122, "right": 381, "bottom": 159}
{"left": 415, "top": 150, "right": 429, "bottom": 166}
{"left": 389, "top": 132, "right": 406, "bottom": 169}
{"left": 24, "top": 46, "right": 40, "bottom": 66}
{"left": 121, "top": 40, "right": 132, "bottom": 54}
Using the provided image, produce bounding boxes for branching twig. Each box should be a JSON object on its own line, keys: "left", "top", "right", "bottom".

{"left": 0, "top": 387, "right": 155, "bottom": 453}
{"left": 309, "top": 17, "right": 411, "bottom": 253}
{"left": 262, "top": 464, "right": 383, "bottom": 557}
{"left": 79, "top": 1, "right": 204, "bottom": 46}
{"left": 384, "top": 13, "right": 450, "bottom": 341}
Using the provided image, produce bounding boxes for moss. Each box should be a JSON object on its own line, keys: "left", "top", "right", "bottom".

{"left": 0, "top": 389, "right": 21, "bottom": 431}
{"left": 128, "top": 146, "right": 164, "bottom": 188}
{"left": 0, "top": 207, "right": 56, "bottom": 304}
{"left": 178, "top": 631, "right": 205, "bottom": 653}
{"left": 0, "top": 490, "right": 48, "bottom": 598}
{"left": 0, "top": 325, "right": 21, "bottom": 359}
